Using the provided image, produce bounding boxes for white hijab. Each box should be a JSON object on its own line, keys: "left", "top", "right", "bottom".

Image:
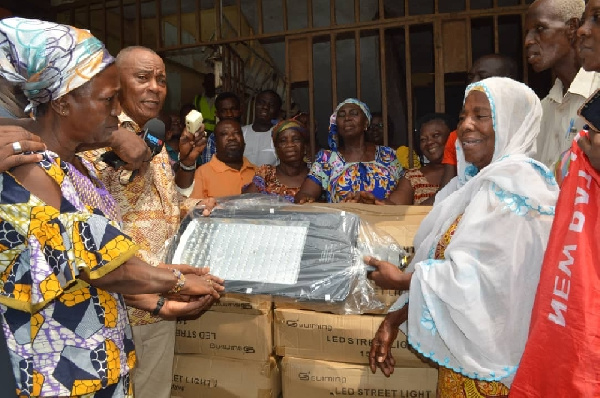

{"left": 391, "top": 77, "right": 559, "bottom": 386}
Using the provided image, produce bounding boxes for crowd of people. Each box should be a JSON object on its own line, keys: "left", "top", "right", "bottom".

{"left": 1, "top": 0, "right": 600, "bottom": 395}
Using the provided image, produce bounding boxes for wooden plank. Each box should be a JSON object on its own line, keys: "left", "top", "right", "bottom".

{"left": 379, "top": 28, "right": 388, "bottom": 147}
{"left": 237, "top": 0, "right": 242, "bottom": 37}
{"left": 331, "top": 0, "right": 336, "bottom": 26}
{"left": 355, "top": 30, "right": 361, "bottom": 99}
{"left": 331, "top": 32, "right": 338, "bottom": 110}
{"left": 146, "top": 6, "right": 533, "bottom": 50}
{"left": 177, "top": 0, "right": 182, "bottom": 46}
{"left": 102, "top": 0, "right": 107, "bottom": 43}
{"left": 215, "top": 0, "right": 222, "bottom": 40}
{"left": 258, "top": 0, "right": 264, "bottom": 35}
{"left": 434, "top": 20, "right": 445, "bottom": 113}
{"left": 521, "top": 12, "right": 528, "bottom": 85}
{"left": 441, "top": 20, "right": 468, "bottom": 73}
{"left": 285, "top": 37, "right": 291, "bottom": 118}
{"left": 493, "top": 15, "right": 499, "bottom": 53}
{"left": 283, "top": 0, "right": 288, "bottom": 31}
{"left": 135, "top": 0, "right": 141, "bottom": 45}
{"left": 308, "top": 35, "right": 316, "bottom": 160}
{"left": 196, "top": 0, "right": 201, "bottom": 42}
{"left": 155, "top": 0, "right": 162, "bottom": 48}
{"left": 289, "top": 38, "right": 309, "bottom": 83}
{"left": 119, "top": 0, "right": 124, "bottom": 49}
{"left": 405, "top": 25, "right": 414, "bottom": 167}
{"left": 466, "top": 17, "right": 472, "bottom": 70}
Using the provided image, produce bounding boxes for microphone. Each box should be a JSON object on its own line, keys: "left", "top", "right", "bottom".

{"left": 101, "top": 118, "right": 166, "bottom": 180}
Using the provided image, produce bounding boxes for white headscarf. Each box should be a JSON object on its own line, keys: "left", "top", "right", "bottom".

{"left": 390, "top": 77, "right": 559, "bottom": 387}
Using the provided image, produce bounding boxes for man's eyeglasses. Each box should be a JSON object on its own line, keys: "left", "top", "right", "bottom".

{"left": 370, "top": 123, "right": 384, "bottom": 128}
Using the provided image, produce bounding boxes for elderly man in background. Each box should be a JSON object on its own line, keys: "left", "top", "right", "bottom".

{"left": 82, "top": 45, "right": 207, "bottom": 398}
{"left": 525, "top": 0, "right": 600, "bottom": 167}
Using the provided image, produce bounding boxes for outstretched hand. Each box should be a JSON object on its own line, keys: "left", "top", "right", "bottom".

{"left": 364, "top": 256, "right": 412, "bottom": 291}
{"left": 369, "top": 305, "right": 408, "bottom": 376}
{"left": 159, "top": 294, "right": 215, "bottom": 320}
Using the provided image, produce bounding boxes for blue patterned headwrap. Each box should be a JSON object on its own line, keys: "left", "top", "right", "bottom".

{"left": 328, "top": 98, "right": 372, "bottom": 150}
{"left": 0, "top": 17, "right": 114, "bottom": 114}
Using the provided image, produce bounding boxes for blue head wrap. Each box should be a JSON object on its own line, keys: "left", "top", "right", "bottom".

{"left": 328, "top": 98, "right": 372, "bottom": 150}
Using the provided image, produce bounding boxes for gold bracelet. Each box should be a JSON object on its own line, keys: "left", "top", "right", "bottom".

{"left": 168, "top": 269, "right": 186, "bottom": 294}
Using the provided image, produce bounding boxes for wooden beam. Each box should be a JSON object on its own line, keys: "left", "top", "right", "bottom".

{"left": 405, "top": 25, "right": 414, "bottom": 167}
{"left": 155, "top": 0, "right": 162, "bottom": 49}
{"left": 196, "top": 0, "right": 201, "bottom": 42}
{"left": 119, "top": 0, "right": 124, "bottom": 49}
{"left": 283, "top": 0, "right": 288, "bottom": 31}
{"left": 379, "top": 27, "right": 388, "bottom": 146}
{"left": 330, "top": 0, "right": 336, "bottom": 26}
{"left": 177, "top": 0, "right": 182, "bottom": 46}
{"left": 493, "top": 15, "right": 499, "bottom": 53}
{"left": 355, "top": 30, "right": 361, "bottom": 99}
{"left": 215, "top": 0, "right": 222, "bottom": 40}
{"left": 135, "top": 0, "right": 141, "bottom": 45}
{"left": 434, "top": 19, "right": 445, "bottom": 113}
{"left": 331, "top": 32, "right": 338, "bottom": 109}
{"left": 308, "top": 36, "right": 316, "bottom": 160}
{"left": 257, "top": 0, "right": 264, "bottom": 35}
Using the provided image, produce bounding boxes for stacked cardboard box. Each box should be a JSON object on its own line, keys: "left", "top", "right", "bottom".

{"left": 172, "top": 204, "right": 433, "bottom": 397}
{"left": 273, "top": 204, "right": 437, "bottom": 396}
{"left": 172, "top": 294, "right": 281, "bottom": 397}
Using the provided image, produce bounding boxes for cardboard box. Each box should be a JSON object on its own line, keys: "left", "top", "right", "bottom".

{"left": 175, "top": 310, "right": 273, "bottom": 361}
{"left": 282, "top": 356, "right": 438, "bottom": 398}
{"left": 308, "top": 203, "right": 431, "bottom": 247}
{"left": 171, "top": 355, "right": 280, "bottom": 398}
{"left": 210, "top": 293, "right": 272, "bottom": 315}
{"left": 274, "top": 309, "right": 429, "bottom": 367}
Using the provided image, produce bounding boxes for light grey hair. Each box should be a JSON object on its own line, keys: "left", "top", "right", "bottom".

{"left": 532, "top": 0, "right": 585, "bottom": 23}
{"left": 115, "top": 46, "right": 160, "bottom": 67}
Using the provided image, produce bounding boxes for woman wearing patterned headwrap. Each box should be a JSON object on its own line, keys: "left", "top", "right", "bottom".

{"left": 294, "top": 98, "right": 404, "bottom": 203}
{"left": 0, "top": 17, "right": 223, "bottom": 397}
{"left": 244, "top": 119, "right": 309, "bottom": 202}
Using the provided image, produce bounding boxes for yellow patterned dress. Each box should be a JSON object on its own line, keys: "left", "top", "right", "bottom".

{"left": 0, "top": 152, "right": 138, "bottom": 397}
{"left": 434, "top": 215, "right": 510, "bottom": 398}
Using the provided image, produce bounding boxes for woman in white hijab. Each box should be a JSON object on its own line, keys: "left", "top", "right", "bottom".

{"left": 367, "top": 77, "right": 559, "bottom": 396}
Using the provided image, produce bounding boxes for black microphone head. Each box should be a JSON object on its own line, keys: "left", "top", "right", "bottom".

{"left": 143, "top": 118, "right": 166, "bottom": 152}
{"left": 144, "top": 118, "right": 166, "bottom": 140}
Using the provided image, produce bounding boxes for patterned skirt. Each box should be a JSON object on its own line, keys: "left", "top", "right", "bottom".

{"left": 437, "top": 367, "right": 509, "bottom": 398}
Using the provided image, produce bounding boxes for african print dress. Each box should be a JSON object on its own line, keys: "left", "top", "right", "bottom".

{"left": 404, "top": 168, "right": 440, "bottom": 205}
{"left": 250, "top": 164, "right": 304, "bottom": 202}
{"left": 0, "top": 152, "right": 138, "bottom": 397}
{"left": 307, "top": 146, "right": 404, "bottom": 202}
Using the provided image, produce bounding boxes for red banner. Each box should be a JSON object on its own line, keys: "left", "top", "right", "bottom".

{"left": 511, "top": 139, "right": 600, "bottom": 397}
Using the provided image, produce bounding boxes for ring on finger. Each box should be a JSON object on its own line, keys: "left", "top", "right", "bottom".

{"left": 12, "top": 141, "right": 22, "bottom": 155}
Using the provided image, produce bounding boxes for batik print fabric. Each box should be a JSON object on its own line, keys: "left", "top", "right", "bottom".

{"left": 0, "top": 17, "right": 113, "bottom": 114}
{"left": 251, "top": 164, "right": 303, "bottom": 202}
{"left": 0, "top": 152, "right": 138, "bottom": 397}
{"left": 307, "top": 145, "right": 403, "bottom": 202}
{"left": 82, "top": 112, "right": 182, "bottom": 327}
